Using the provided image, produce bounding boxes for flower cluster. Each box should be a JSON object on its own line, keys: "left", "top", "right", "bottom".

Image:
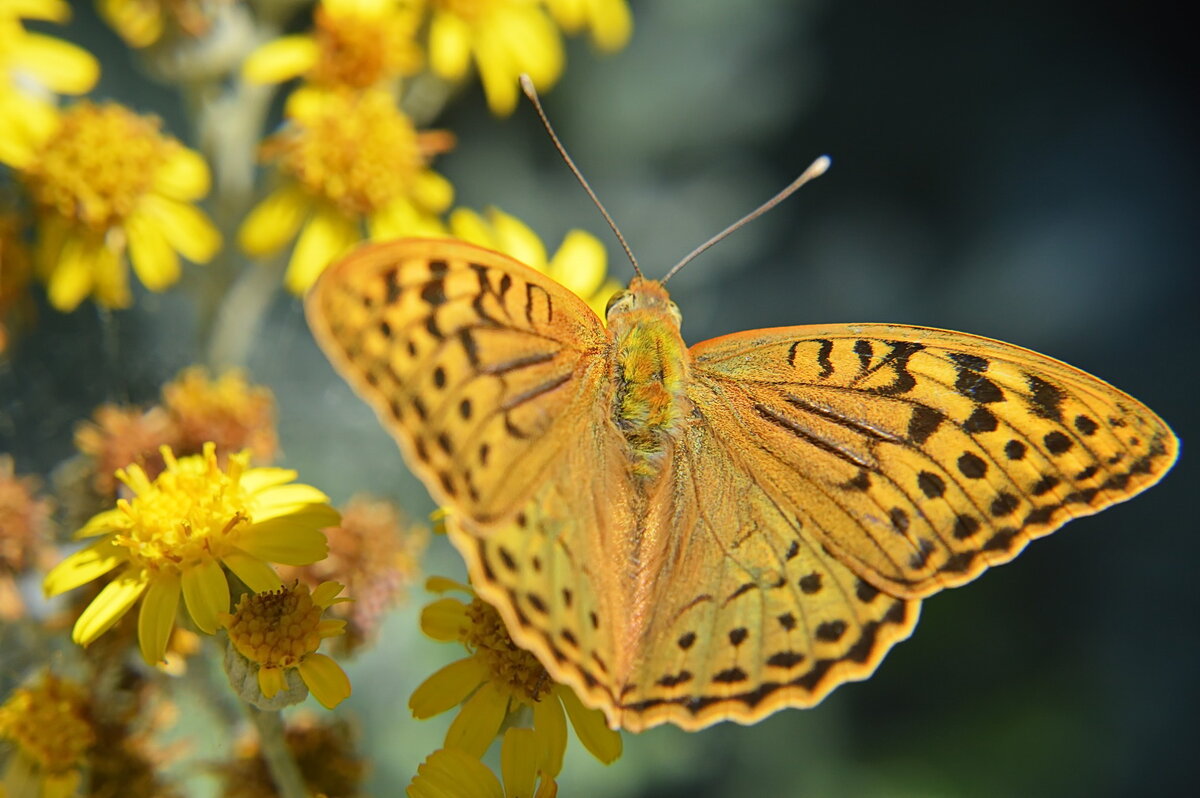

{"left": 408, "top": 577, "right": 622, "bottom": 792}
{"left": 0, "top": 455, "right": 56, "bottom": 620}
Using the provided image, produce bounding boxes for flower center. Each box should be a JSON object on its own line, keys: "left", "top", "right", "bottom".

{"left": 0, "top": 674, "right": 95, "bottom": 773}
{"left": 225, "top": 582, "right": 324, "bottom": 668}
{"left": 111, "top": 449, "right": 251, "bottom": 571}
{"left": 273, "top": 92, "right": 424, "bottom": 218}
{"left": 25, "top": 103, "right": 169, "bottom": 232}
{"left": 466, "top": 598, "right": 551, "bottom": 701}
{"left": 312, "top": 5, "right": 419, "bottom": 88}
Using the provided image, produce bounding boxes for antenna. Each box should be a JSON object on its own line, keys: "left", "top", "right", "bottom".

{"left": 660, "top": 155, "right": 831, "bottom": 284}
{"left": 519, "top": 74, "right": 643, "bottom": 278}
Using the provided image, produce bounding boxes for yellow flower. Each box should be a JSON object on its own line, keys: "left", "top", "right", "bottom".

{"left": 449, "top": 206, "right": 620, "bottom": 318}
{"left": 43, "top": 443, "right": 338, "bottom": 666}
{"left": 243, "top": 0, "right": 423, "bottom": 90}
{"left": 238, "top": 88, "right": 454, "bottom": 294}
{"left": 0, "top": 455, "right": 56, "bottom": 621}
{"left": 409, "top": 578, "right": 621, "bottom": 773}
{"left": 427, "top": 0, "right": 564, "bottom": 116}
{"left": 220, "top": 581, "right": 352, "bottom": 710}
{"left": 0, "top": 1, "right": 99, "bottom": 104}
{"left": 409, "top": 729, "right": 557, "bottom": 798}
{"left": 543, "top": 0, "right": 632, "bottom": 52}
{"left": 0, "top": 101, "right": 221, "bottom": 311}
{"left": 0, "top": 672, "right": 95, "bottom": 798}
{"left": 280, "top": 494, "right": 429, "bottom": 655}
{"left": 162, "top": 366, "right": 279, "bottom": 465}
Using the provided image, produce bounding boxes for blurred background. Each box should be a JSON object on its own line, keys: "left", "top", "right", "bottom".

{"left": 2, "top": 1, "right": 1197, "bottom": 796}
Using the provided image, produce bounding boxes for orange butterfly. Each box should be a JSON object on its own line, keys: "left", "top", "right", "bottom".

{"left": 306, "top": 89, "right": 1178, "bottom": 733}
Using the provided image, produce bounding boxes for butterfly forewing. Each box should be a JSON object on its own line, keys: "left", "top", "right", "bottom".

{"left": 306, "top": 238, "right": 609, "bottom": 525}
{"left": 689, "top": 324, "right": 1179, "bottom": 599}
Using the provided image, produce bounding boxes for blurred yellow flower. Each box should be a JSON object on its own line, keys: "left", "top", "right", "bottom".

{"left": 220, "top": 580, "right": 352, "bottom": 710}
{"left": 427, "top": 0, "right": 564, "bottom": 116}
{"left": 410, "top": 577, "right": 621, "bottom": 773}
{"left": 239, "top": 88, "right": 454, "bottom": 294}
{"left": 409, "top": 729, "right": 557, "bottom": 798}
{"left": 0, "top": 672, "right": 95, "bottom": 798}
{"left": 43, "top": 443, "right": 338, "bottom": 666}
{"left": 0, "top": 101, "right": 221, "bottom": 311}
{"left": 0, "top": 1, "right": 99, "bottom": 106}
{"left": 243, "top": 0, "right": 423, "bottom": 90}
{"left": 544, "top": 0, "right": 632, "bottom": 51}
{"left": 75, "top": 403, "right": 179, "bottom": 495}
{"left": 449, "top": 206, "right": 621, "bottom": 318}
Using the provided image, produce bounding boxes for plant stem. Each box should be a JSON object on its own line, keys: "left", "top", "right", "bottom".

{"left": 245, "top": 705, "right": 309, "bottom": 798}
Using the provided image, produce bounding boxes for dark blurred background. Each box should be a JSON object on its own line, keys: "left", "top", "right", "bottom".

{"left": 3, "top": 1, "right": 1196, "bottom": 796}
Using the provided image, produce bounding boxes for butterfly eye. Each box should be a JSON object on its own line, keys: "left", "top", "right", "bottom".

{"left": 604, "top": 290, "right": 630, "bottom": 317}
{"left": 668, "top": 301, "right": 682, "bottom": 324}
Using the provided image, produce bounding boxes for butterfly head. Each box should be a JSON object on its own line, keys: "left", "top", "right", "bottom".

{"left": 604, "top": 277, "right": 682, "bottom": 330}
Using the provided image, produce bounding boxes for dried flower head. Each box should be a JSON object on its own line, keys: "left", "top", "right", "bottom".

{"left": 217, "top": 714, "right": 366, "bottom": 798}
{"left": 281, "top": 494, "right": 428, "bottom": 654}
{"left": 74, "top": 404, "right": 179, "bottom": 496}
{"left": 0, "top": 454, "right": 56, "bottom": 620}
{"left": 162, "top": 367, "right": 279, "bottom": 464}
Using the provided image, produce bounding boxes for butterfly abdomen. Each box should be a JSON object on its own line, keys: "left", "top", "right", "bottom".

{"left": 607, "top": 280, "right": 692, "bottom": 478}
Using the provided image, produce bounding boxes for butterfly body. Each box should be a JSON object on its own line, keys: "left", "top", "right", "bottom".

{"left": 307, "top": 237, "right": 1177, "bottom": 732}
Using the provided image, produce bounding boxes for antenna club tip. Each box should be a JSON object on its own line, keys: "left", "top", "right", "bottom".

{"left": 519, "top": 73, "right": 536, "bottom": 97}
{"left": 812, "top": 155, "right": 832, "bottom": 176}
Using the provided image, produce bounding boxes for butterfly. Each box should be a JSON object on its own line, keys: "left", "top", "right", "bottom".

{"left": 306, "top": 228, "right": 1177, "bottom": 732}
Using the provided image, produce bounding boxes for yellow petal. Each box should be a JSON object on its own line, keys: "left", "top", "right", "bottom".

{"left": 11, "top": 33, "right": 99, "bottom": 94}
{"left": 428, "top": 11, "right": 473, "bottom": 80}
{"left": 533, "top": 691, "right": 567, "bottom": 776}
{"left": 445, "top": 680, "right": 509, "bottom": 757}
{"left": 72, "top": 567, "right": 150, "bottom": 646}
{"left": 220, "top": 549, "right": 283, "bottom": 593}
{"left": 311, "top": 581, "right": 345, "bottom": 608}
{"left": 45, "top": 232, "right": 100, "bottom": 311}
{"left": 238, "top": 185, "right": 311, "bottom": 256}
{"left": 409, "top": 749, "right": 503, "bottom": 798}
{"left": 98, "top": 0, "right": 163, "bottom": 47}
{"left": 259, "top": 665, "right": 286, "bottom": 698}
{"left": 420, "top": 597, "right": 469, "bottom": 641}
{"left": 43, "top": 538, "right": 125, "bottom": 596}
{"left": 154, "top": 147, "right": 210, "bottom": 201}
{"left": 0, "top": 96, "right": 56, "bottom": 169}
{"left": 548, "top": 229, "right": 606, "bottom": 298}
{"left": 535, "top": 775, "right": 558, "bottom": 798}
{"left": 284, "top": 206, "right": 360, "bottom": 294}
{"left": 409, "top": 656, "right": 488, "bottom": 719}
{"left": 239, "top": 512, "right": 332, "bottom": 565}
{"left": 298, "top": 652, "right": 352, "bottom": 708}
{"left": 139, "top": 195, "right": 221, "bottom": 264}
{"left": 425, "top": 575, "right": 473, "bottom": 595}
{"left": 242, "top": 35, "right": 319, "bottom": 84}
{"left": 318, "top": 618, "right": 347, "bottom": 638}
{"left": 126, "top": 208, "right": 181, "bottom": 291}
{"left": 558, "top": 684, "right": 622, "bottom": 764}
{"left": 238, "top": 466, "right": 300, "bottom": 494}
{"left": 448, "top": 207, "right": 495, "bottom": 249}
{"left": 413, "top": 171, "right": 455, "bottom": 214}
{"left": 6, "top": 0, "right": 71, "bottom": 22}
{"left": 506, "top": 13, "right": 564, "bottom": 88}
{"left": 501, "top": 728, "right": 539, "bottom": 798}
{"left": 590, "top": 0, "right": 633, "bottom": 52}
{"left": 474, "top": 31, "right": 520, "bottom": 116}
{"left": 252, "top": 484, "right": 334, "bottom": 518}
{"left": 181, "top": 557, "right": 229, "bottom": 634}
{"left": 488, "top": 208, "right": 547, "bottom": 270}
{"left": 75, "top": 507, "right": 125, "bottom": 538}
{"left": 90, "top": 243, "right": 131, "bottom": 309}
{"left": 367, "top": 198, "right": 418, "bottom": 242}
{"left": 137, "top": 570, "right": 180, "bottom": 665}
{"left": 587, "top": 278, "right": 621, "bottom": 319}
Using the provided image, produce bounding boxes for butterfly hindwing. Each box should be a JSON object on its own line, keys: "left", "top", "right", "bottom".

{"left": 306, "top": 238, "right": 610, "bottom": 524}
{"left": 689, "top": 324, "right": 1179, "bottom": 599}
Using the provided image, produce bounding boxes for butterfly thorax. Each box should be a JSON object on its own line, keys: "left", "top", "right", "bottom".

{"left": 605, "top": 278, "right": 692, "bottom": 479}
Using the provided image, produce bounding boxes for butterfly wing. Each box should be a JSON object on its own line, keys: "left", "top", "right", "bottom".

{"left": 306, "top": 238, "right": 611, "bottom": 525}
{"left": 687, "top": 323, "right": 1179, "bottom": 600}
